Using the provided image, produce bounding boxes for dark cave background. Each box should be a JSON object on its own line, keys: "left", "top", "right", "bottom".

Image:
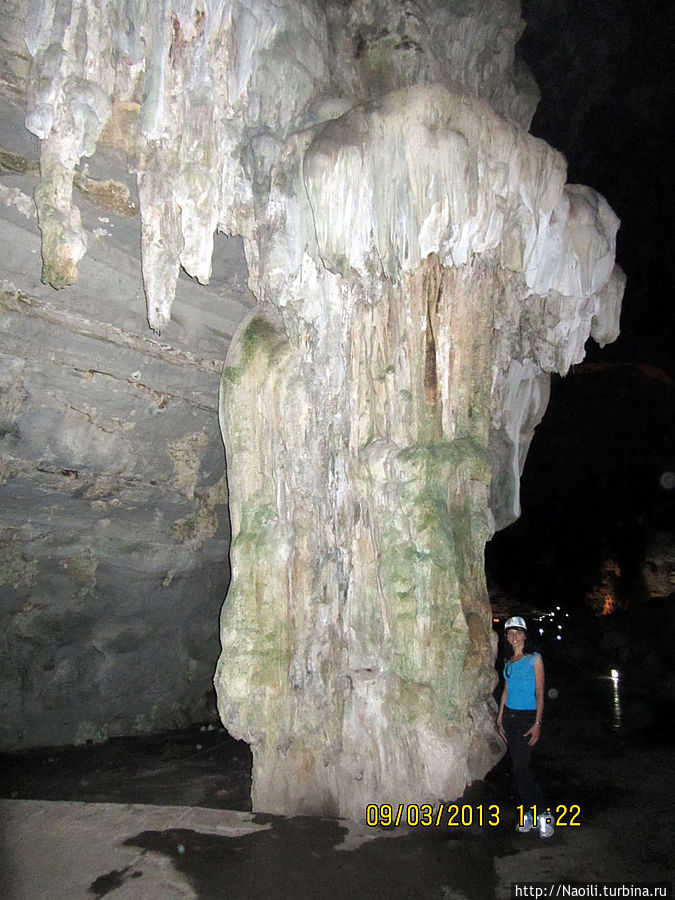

{"left": 485, "top": 0, "right": 675, "bottom": 623}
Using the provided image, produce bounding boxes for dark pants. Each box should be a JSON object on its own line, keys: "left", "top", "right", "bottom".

{"left": 503, "top": 707, "right": 544, "bottom": 812}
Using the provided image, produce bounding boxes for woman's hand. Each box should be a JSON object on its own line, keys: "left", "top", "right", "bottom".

{"left": 524, "top": 722, "right": 541, "bottom": 746}
{"left": 497, "top": 717, "right": 506, "bottom": 742}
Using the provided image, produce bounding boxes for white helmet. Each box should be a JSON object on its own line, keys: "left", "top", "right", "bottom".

{"left": 504, "top": 615, "right": 527, "bottom": 631}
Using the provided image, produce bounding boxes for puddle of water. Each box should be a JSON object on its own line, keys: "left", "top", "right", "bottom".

{"left": 121, "top": 819, "right": 501, "bottom": 900}
{"left": 594, "top": 669, "right": 623, "bottom": 731}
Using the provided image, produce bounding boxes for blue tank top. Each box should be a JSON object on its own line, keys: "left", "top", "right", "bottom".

{"left": 504, "top": 653, "right": 540, "bottom": 710}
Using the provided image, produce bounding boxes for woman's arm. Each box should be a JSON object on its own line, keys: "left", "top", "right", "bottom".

{"left": 524, "top": 655, "right": 545, "bottom": 746}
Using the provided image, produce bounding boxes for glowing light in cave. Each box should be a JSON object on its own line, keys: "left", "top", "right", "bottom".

{"left": 587, "top": 558, "right": 623, "bottom": 616}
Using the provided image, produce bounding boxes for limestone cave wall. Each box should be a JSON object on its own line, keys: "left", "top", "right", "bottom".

{"left": 0, "top": 1, "right": 253, "bottom": 748}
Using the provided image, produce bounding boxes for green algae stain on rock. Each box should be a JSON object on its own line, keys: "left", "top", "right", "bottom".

{"left": 221, "top": 314, "right": 289, "bottom": 403}
{"left": 221, "top": 364, "right": 243, "bottom": 389}
{"left": 0, "top": 533, "right": 37, "bottom": 588}
{"left": 241, "top": 315, "right": 287, "bottom": 365}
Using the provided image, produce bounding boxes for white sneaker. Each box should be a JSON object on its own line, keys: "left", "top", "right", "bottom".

{"left": 538, "top": 812, "right": 555, "bottom": 839}
{"left": 516, "top": 812, "right": 534, "bottom": 832}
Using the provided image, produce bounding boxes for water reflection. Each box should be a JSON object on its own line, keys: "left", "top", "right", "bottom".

{"left": 596, "top": 669, "right": 622, "bottom": 730}
{"left": 610, "top": 669, "right": 621, "bottom": 730}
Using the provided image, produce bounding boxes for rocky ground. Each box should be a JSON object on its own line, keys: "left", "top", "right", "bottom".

{"left": 0, "top": 654, "right": 672, "bottom": 899}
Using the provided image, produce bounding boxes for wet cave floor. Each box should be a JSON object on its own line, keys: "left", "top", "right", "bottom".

{"left": 1, "top": 661, "right": 673, "bottom": 899}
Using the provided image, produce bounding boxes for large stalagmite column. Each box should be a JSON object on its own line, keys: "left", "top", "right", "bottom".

{"left": 215, "top": 85, "right": 624, "bottom": 817}
{"left": 19, "top": 0, "right": 623, "bottom": 818}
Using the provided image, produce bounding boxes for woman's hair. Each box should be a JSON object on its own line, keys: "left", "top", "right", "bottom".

{"left": 503, "top": 628, "right": 536, "bottom": 658}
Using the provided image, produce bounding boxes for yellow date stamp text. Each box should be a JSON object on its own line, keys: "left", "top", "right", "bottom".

{"left": 365, "top": 803, "right": 501, "bottom": 828}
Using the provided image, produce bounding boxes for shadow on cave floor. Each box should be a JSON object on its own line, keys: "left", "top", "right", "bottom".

{"left": 1, "top": 664, "right": 673, "bottom": 898}
{"left": 0, "top": 725, "right": 254, "bottom": 812}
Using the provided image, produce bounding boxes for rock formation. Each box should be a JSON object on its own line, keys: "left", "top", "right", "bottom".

{"left": 0, "top": 0, "right": 250, "bottom": 749}
{"left": 642, "top": 532, "right": 675, "bottom": 600}
{"left": 0, "top": 0, "right": 623, "bottom": 817}
{"left": 216, "top": 83, "right": 623, "bottom": 816}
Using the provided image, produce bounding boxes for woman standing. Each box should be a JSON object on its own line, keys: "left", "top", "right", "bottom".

{"left": 497, "top": 615, "right": 554, "bottom": 838}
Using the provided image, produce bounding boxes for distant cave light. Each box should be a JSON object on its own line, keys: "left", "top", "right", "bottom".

{"left": 586, "top": 558, "right": 623, "bottom": 616}
{"left": 659, "top": 471, "right": 675, "bottom": 490}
